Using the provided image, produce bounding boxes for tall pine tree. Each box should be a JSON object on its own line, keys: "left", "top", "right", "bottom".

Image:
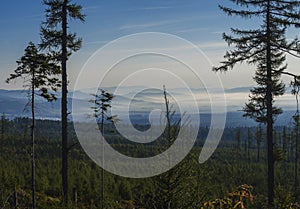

{"left": 6, "top": 42, "right": 60, "bottom": 209}
{"left": 213, "top": 1, "right": 300, "bottom": 207}
{"left": 40, "top": 0, "right": 85, "bottom": 205}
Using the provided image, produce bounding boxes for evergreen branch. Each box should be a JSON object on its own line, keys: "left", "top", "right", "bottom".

{"left": 219, "top": 5, "right": 263, "bottom": 18}
{"left": 273, "top": 69, "right": 300, "bottom": 79}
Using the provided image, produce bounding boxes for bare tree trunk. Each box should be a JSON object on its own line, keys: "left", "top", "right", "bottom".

{"left": 31, "top": 67, "right": 36, "bottom": 209}
{"left": 163, "top": 85, "right": 172, "bottom": 209}
{"left": 294, "top": 84, "right": 299, "bottom": 198}
{"left": 295, "top": 119, "right": 299, "bottom": 198}
{"left": 266, "top": 1, "right": 275, "bottom": 207}
{"left": 101, "top": 107, "right": 104, "bottom": 209}
{"left": 61, "top": 0, "right": 69, "bottom": 206}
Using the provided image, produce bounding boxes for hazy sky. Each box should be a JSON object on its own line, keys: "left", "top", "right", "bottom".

{"left": 0, "top": 0, "right": 299, "bottom": 91}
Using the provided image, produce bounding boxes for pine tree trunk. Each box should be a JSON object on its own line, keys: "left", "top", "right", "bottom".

{"left": 61, "top": 0, "right": 69, "bottom": 206}
{"left": 295, "top": 120, "right": 299, "bottom": 198}
{"left": 266, "top": 0, "right": 275, "bottom": 207}
{"left": 31, "top": 67, "right": 36, "bottom": 209}
{"left": 294, "top": 94, "right": 299, "bottom": 198}
{"left": 101, "top": 107, "right": 104, "bottom": 209}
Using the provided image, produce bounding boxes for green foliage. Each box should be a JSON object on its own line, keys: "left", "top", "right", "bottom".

{"left": 142, "top": 87, "right": 196, "bottom": 209}
{"left": 90, "top": 88, "right": 117, "bottom": 128}
{"left": 1, "top": 118, "right": 300, "bottom": 208}
{"left": 118, "top": 181, "right": 132, "bottom": 201}
{"left": 40, "top": 1, "right": 86, "bottom": 205}
{"left": 243, "top": 66, "right": 285, "bottom": 123}
{"left": 214, "top": 0, "right": 300, "bottom": 73}
{"left": 6, "top": 42, "right": 60, "bottom": 102}
{"left": 40, "top": 0, "right": 85, "bottom": 58}
{"left": 214, "top": 1, "right": 300, "bottom": 207}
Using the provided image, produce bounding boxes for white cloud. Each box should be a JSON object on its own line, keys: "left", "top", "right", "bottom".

{"left": 197, "top": 42, "right": 228, "bottom": 49}
{"left": 175, "top": 28, "right": 209, "bottom": 33}
{"left": 211, "top": 31, "right": 224, "bottom": 34}
{"left": 120, "top": 20, "right": 181, "bottom": 30}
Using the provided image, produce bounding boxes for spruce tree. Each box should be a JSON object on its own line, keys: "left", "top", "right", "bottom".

{"left": 6, "top": 42, "right": 60, "bottom": 209}
{"left": 148, "top": 86, "right": 194, "bottom": 209}
{"left": 39, "top": 0, "right": 85, "bottom": 205}
{"left": 90, "top": 89, "right": 116, "bottom": 209}
{"left": 214, "top": 1, "right": 300, "bottom": 207}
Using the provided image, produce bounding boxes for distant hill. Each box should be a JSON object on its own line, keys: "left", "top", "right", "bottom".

{"left": 0, "top": 87, "right": 297, "bottom": 127}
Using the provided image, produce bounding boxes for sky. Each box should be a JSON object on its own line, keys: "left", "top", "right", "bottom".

{"left": 0, "top": 0, "right": 299, "bottom": 92}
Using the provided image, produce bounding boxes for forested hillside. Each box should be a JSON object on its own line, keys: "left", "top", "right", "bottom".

{"left": 0, "top": 118, "right": 299, "bottom": 208}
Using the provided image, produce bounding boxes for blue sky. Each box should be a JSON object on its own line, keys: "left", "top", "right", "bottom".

{"left": 0, "top": 0, "right": 299, "bottom": 91}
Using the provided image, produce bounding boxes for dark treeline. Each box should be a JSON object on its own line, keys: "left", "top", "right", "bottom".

{"left": 0, "top": 117, "right": 299, "bottom": 208}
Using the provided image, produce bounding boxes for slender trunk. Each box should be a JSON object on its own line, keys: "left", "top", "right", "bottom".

{"left": 31, "top": 67, "right": 36, "bottom": 209}
{"left": 163, "top": 85, "right": 171, "bottom": 168}
{"left": 164, "top": 86, "right": 171, "bottom": 143}
{"left": 294, "top": 87, "right": 299, "bottom": 198}
{"left": 101, "top": 106, "right": 104, "bottom": 209}
{"left": 163, "top": 86, "right": 172, "bottom": 209}
{"left": 295, "top": 119, "right": 299, "bottom": 197}
{"left": 61, "top": 0, "right": 69, "bottom": 206}
{"left": 266, "top": 1, "right": 275, "bottom": 207}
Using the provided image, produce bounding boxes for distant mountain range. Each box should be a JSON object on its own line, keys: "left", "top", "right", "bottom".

{"left": 0, "top": 86, "right": 297, "bottom": 127}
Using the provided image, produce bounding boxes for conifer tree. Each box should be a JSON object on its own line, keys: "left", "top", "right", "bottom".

{"left": 39, "top": 0, "right": 85, "bottom": 205}
{"left": 6, "top": 42, "right": 60, "bottom": 209}
{"left": 149, "top": 86, "right": 194, "bottom": 209}
{"left": 214, "top": 1, "right": 300, "bottom": 207}
{"left": 291, "top": 77, "right": 300, "bottom": 198}
{"left": 90, "top": 89, "right": 116, "bottom": 209}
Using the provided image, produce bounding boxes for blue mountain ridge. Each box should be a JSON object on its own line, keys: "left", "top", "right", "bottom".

{"left": 0, "top": 87, "right": 297, "bottom": 127}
